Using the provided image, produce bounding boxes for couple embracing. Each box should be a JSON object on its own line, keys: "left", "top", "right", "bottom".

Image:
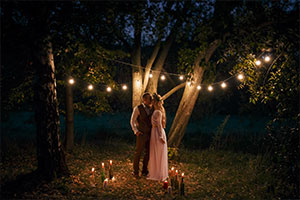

{"left": 130, "top": 92, "right": 168, "bottom": 181}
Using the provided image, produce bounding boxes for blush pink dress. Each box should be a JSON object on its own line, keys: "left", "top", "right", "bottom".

{"left": 147, "top": 110, "right": 168, "bottom": 181}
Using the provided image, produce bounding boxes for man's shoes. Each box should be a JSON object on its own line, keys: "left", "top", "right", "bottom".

{"left": 141, "top": 171, "right": 149, "bottom": 177}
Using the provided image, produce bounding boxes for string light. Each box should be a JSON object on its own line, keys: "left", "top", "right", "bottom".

{"left": 197, "top": 85, "right": 201, "bottom": 90}
{"left": 179, "top": 75, "right": 184, "bottom": 80}
{"left": 149, "top": 73, "right": 153, "bottom": 78}
{"left": 255, "top": 60, "right": 261, "bottom": 66}
{"left": 106, "top": 86, "right": 112, "bottom": 92}
{"left": 237, "top": 74, "right": 244, "bottom": 80}
{"left": 208, "top": 85, "right": 213, "bottom": 91}
{"left": 264, "top": 56, "right": 271, "bottom": 62}
{"left": 122, "top": 85, "right": 127, "bottom": 90}
{"left": 221, "top": 82, "right": 227, "bottom": 88}
{"left": 160, "top": 75, "right": 166, "bottom": 80}
{"left": 187, "top": 81, "right": 191, "bottom": 86}
{"left": 68, "top": 78, "right": 75, "bottom": 85}
{"left": 136, "top": 80, "right": 141, "bottom": 86}
{"left": 88, "top": 84, "right": 93, "bottom": 90}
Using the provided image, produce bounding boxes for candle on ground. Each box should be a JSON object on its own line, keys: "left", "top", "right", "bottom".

{"left": 163, "top": 180, "right": 168, "bottom": 189}
{"left": 110, "top": 160, "right": 112, "bottom": 166}
{"left": 103, "top": 178, "right": 108, "bottom": 188}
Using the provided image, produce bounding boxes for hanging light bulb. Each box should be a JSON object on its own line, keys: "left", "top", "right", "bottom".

{"left": 187, "top": 81, "right": 191, "bottom": 86}
{"left": 179, "top": 75, "right": 184, "bottom": 80}
{"left": 255, "top": 60, "right": 261, "bottom": 66}
{"left": 221, "top": 82, "right": 227, "bottom": 88}
{"left": 264, "top": 56, "right": 271, "bottom": 62}
{"left": 122, "top": 85, "right": 127, "bottom": 90}
{"left": 68, "top": 78, "right": 75, "bottom": 85}
{"left": 88, "top": 84, "right": 93, "bottom": 90}
{"left": 237, "top": 74, "right": 244, "bottom": 80}
{"left": 197, "top": 85, "right": 201, "bottom": 90}
{"left": 106, "top": 86, "right": 112, "bottom": 92}
{"left": 136, "top": 80, "right": 141, "bottom": 86}
{"left": 160, "top": 75, "right": 166, "bottom": 80}
{"left": 149, "top": 73, "right": 153, "bottom": 78}
{"left": 208, "top": 85, "right": 213, "bottom": 91}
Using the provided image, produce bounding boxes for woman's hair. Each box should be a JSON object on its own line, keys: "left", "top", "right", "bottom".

{"left": 152, "top": 93, "right": 162, "bottom": 102}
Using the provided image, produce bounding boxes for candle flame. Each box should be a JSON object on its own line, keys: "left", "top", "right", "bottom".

{"left": 110, "top": 160, "right": 112, "bottom": 165}
{"left": 182, "top": 173, "right": 184, "bottom": 177}
{"left": 171, "top": 167, "right": 174, "bottom": 171}
{"left": 102, "top": 163, "right": 104, "bottom": 168}
{"left": 92, "top": 167, "right": 95, "bottom": 172}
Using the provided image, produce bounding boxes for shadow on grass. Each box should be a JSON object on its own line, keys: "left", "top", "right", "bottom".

{"left": 1, "top": 170, "right": 46, "bottom": 199}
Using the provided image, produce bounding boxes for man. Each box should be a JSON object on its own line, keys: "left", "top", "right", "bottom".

{"left": 130, "top": 92, "right": 153, "bottom": 178}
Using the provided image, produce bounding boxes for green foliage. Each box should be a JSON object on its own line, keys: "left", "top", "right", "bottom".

{"left": 168, "top": 147, "right": 179, "bottom": 160}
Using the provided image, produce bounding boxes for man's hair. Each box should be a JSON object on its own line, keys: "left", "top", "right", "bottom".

{"left": 142, "top": 92, "right": 152, "bottom": 99}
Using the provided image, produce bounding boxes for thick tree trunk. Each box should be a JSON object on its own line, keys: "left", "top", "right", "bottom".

{"left": 131, "top": 11, "right": 143, "bottom": 108}
{"left": 34, "top": 39, "right": 69, "bottom": 179}
{"left": 168, "top": 40, "right": 221, "bottom": 148}
{"left": 167, "top": 66, "right": 204, "bottom": 147}
{"left": 64, "top": 83, "right": 74, "bottom": 151}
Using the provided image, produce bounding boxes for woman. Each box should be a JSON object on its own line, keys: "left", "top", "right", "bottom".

{"left": 147, "top": 93, "right": 168, "bottom": 181}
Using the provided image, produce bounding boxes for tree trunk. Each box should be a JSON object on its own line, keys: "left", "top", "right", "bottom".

{"left": 34, "top": 39, "right": 69, "bottom": 179}
{"left": 64, "top": 83, "right": 74, "bottom": 151}
{"left": 167, "top": 66, "right": 204, "bottom": 147}
{"left": 168, "top": 40, "right": 221, "bottom": 148}
{"left": 131, "top": 10, "right": 143, "bottom": 108}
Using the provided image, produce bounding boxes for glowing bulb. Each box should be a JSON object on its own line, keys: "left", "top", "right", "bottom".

{"left": 197, "top": 85, "right": 201, "bottom": 90}
{"left": 237, "top": 74, "right": 244, "bottom": 80}
{"left": 187, "top": 81, "right": 191, "bottom": 86}
{"left": 179, "top": 75, "right": 184, "bottom": 80}
{"left": 149, "top": 73, "right": 153, "bottom": 78}
{"left": 221, "top": 82, "right": 227, "bottom": 88}
{"left": 208, "top": 85, "right": 213, "bottom": 91}
{"left": 88, "top": 84, "right": 93, "bottom": 90}
{"left": 255, "top": 60, "right": 261, "bottom": 66}
{"left": 264, "top": 56, "right": 270, "bottom": 62}
{"left": 106, "top": 87, "right": 112, "bottom": 92}
{"left": 136, "top": 80, "right": 141, "bottom": 86}
{"left": 160, "top": 75, "right": 166, "bottom": 80}
{"left": 122, "top": 85, "right": 127, "bottom": 90}
{"left": 68, "top": 78, "right": 75, "bottom": 84}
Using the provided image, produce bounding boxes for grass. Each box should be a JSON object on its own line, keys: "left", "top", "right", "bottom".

{"left": 0, "top": 136, "right": 277, "bottom": 200}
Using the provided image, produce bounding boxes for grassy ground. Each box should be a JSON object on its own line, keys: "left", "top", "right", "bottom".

{"left": 0, "top": 137, "right": 276, "bottom": 200}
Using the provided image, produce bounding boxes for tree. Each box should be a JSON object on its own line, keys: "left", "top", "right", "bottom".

{"left": 29, "top": 2, "right": 69, "bottom": 179}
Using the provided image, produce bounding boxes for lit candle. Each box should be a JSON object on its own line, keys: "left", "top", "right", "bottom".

{"left": 103, "top": 178, "right": 108, "bottom": 188}
{"left": 101, "top": 163, "right": 106, "bottom": 183}
{"left": 110, "top": 160, "right": 112, "bottom": 166}
{"left": 180, "top": 173, "right": 185, "bottom": 196}
{"left": 163, "top": 180, "right": 168, "bottom": 190}
{"left": 171, "top": 167, "right": 174, "bottom": 176}
{"left": 112, "top": 177, "right": 116, "bottom": 182}
{"left": 175, "top": 170, "right": 178, "bottom": 175}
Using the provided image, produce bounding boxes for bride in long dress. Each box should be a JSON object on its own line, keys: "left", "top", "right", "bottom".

{"left": 147, "top": 93, "right": 168, "bottom": 181}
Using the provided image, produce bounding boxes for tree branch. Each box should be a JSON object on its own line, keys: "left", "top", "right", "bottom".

{"left": 161, "top": 83, "right": 185, "bottom": 101}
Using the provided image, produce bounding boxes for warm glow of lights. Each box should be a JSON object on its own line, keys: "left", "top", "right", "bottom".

{"left": 110, "top": 160, "right": 112, "bottom": 165}
{"left": 182, "top": 173, "right": 184, "bottom": 177}
{"left": 221, "top": 82, "right": 227, "bottom": 88}
{"left": 122, "top": 85, "right": 127, "bottom": 90}
{"left": 112, "top": 177, "right": 116, "bottom": 182}
{"left": 102, "top": 163, "right": 104, "bottom": 168}
{"left": 197, "top": 85, "right": 201, "bottom": 90}
{"left": 92, "top": 167, "right": 95, "bottom": 172}
{"left": 68, "top": 78, "right": 75, "bottom": 85}
{"left": 208, "top": 85, "right": 213, "bottom": 91}
{"left": 237, "top": 74, "right": 244, "bottom": 80}
{"left": 176, "top": 170, "right": 178, "bottom": 175}
{"left": 106, "top": 87, "right": 112, "bottom": 92}
{"left": 255, "top": 60, "right": 261, "bottom": 66}
{"left": 136, "top": 80, "right": 141, "bottom": 86}
{"left": 161, "top": 75, "right": 166, "bottom": 80}
{"left": 171, "top": 167, "right": 174, "bottom": 171}
{"left": 179, "top": 75, "right": 184, "bottom": 80}
{"left": 88, "top": 84, "right": 93, "bottom": 90}
{"left": 149, "top": 73, "right": 153, "bottom": 78}
{"left": 264, "top": 56, "right": 271, "bottom": 62}
{"left": 187, "top": 81, "right": 191, "bottom": 86}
